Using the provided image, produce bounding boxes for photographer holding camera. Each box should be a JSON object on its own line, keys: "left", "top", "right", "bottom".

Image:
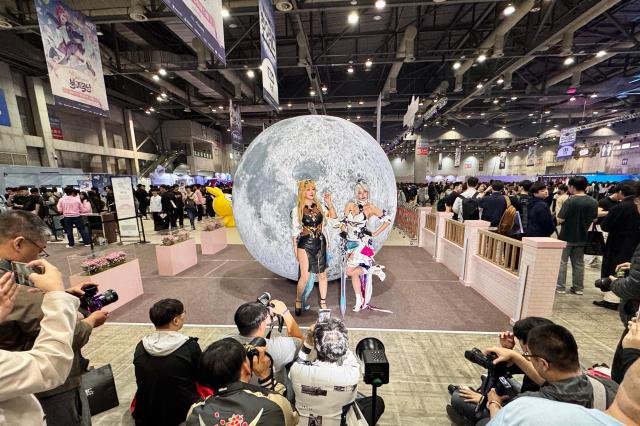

{"left": 186, "top": 338, "right": 298, "bottom": 425}
{"left": 448, "top": 317, "right": 553, "bottom": 425}
{"left": 289, "top": 318, "right": 385, "bottom": 425}
{"left": 0, "top": 211, "right": 108, "bottom": 425}
{"left": 229, "top": 294, "right": 303, "bottom": 385}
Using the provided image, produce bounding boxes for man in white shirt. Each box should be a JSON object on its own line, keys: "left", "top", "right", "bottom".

{"left": 453, "top": 177, "right": 480, "bottom": 222}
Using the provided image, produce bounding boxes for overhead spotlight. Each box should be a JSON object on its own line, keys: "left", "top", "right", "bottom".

{"left": 480, "top": 112, "right": 486, "bottom": 116}
{"left": 365, "top": 59, "right": 373, "bottom": 68}
{"left": 278, "top": 106, "right": 283, "bottom": 110}
{"left": 152, "top": 74, "right": 160, "bottom": 81}
{"left": 347, "top": 66, "right": 355, "bottom": 74}
{"left": 161, "top": 92, "right": 168, "bottom": 99}
{"left": 451, "top": 127, "right": 456, "bottom": 130}
{"left": 246, "top": 69, "right": 255, "bottom": 78}
{"left": 145, "top": 109, "right": 151, "bottom": 115}
{"left": 466, "top": 115, "right": 471, "bottom": 118}
{"left": 501, "top": 125, "right": 506, "bottom": 129}
{"left": 347, "top": 102, "right": 352, "bottom": 108}
{"left": 593, "top": 111, "right": 599, "bottom": 115}
{"left": 322, "top": 85, "right": 328, "bottom": 93}
{"left": 563, "top": 57, "right": 575, "bottom": 66}
{"left": 158, "top": 68, "right": 167, "bottom": 76}
{"left": 531, "top": 121, "right": 537, "bottom": 124}
{"left": 497, "top": 77, "right": 504, "bottom": 84}
{"left": 590, "top": 93, "right": 598, "bottom": 98}
{"left": 476, "top": 83, "right": 484, "bottom": 89}
{"left": 183, "top": 106, "right": 191, "bottom": 112}
{"left": 511, "top": 96, "right": 518, "bottom": 100}
{"left": 612, "top": 109, "right": 618, "bottom": 113}
{"left": 156, "top": 95, "right": 163, "bottom": 102}
{"left": 503, "top": 4, "right": 516, "bottom": 16}
{"left": 477, "top": 54, "right": 487, "bottom": 63}
{"left": 287, "top": 102, "right": 292, "bottom": 107}
{"left": 375, "top": 0, "right": 386, "bottom": 9}
{"left": 596, "top": 50, "right": 607, "bottom": 58}
{"left": 528, "top": 113, "right": 534, "bottom": 117}
{"left": 373, "top": 15, "right": 382, "bottom": 21}
{"left": 452, "top": 61, "right": 462, "bottom": 70}
{"left": 218, "top": 105, "right": 224, "bottom": 109}
{"left": 221, "top": 7, "right": 230, "bottom": 18}
{"left": 359, "top": 100, "right": 364, "bottom": 105}
{"left": 149, "top": 107, "right": 155, "bottom": 112}
{"left": 309, "top": 89, "right": 316, "bottom": 96}
{"left": 348, "top": 11, "right": 359, "bottom": 24}
{"left": 544, "top": 110, "right": 551, "bottom": 114}
{"left": 357, "top": 115, "right": 361, "bottom": 119}
{"left": 569, "top": 96, "right": 576, "bottom": 102}
{"left": 492, "top": 98, "right": 499, "bottom": 104}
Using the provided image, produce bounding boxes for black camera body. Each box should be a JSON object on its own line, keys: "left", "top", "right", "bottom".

{"left": 79, "top": 284, "right": 119, "bottom": 313}
{"left": 245, "top": 336, "right": 267, "bottom": 366}
{"left": 356, "top": 338, "right": 389, "bottom": 385}
{"left": 595, "top": 269, "right": 628, "bottom": 292}
{"left": 463, "top": 348, "right": 517, "bottom": 412}
{"left": 256, "top": 292, "right": 283, "bottom": 338}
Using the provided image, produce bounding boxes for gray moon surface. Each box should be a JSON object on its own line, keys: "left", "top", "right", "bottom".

{"left": 233, "top": 115, "right": 397, "bottom": 281}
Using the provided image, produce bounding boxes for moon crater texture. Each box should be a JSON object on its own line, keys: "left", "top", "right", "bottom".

{"left": 233, "top": 115, "right": 397, "bottom": 281}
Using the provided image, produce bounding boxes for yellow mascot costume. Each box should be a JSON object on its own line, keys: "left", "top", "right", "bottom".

{"left": 205, "top": 187, "right": 235, "bottom": 227}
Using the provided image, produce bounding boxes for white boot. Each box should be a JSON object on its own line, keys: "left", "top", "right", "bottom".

{"left": 353, "top": 293, "right": 363, "bottom": 312}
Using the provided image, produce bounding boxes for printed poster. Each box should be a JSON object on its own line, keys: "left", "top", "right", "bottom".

{"left": 0, "top": 89, "right": 11, "bottom": 126}
{"left": 111, "top": 176, "right": 139, "bottom": 237}
{"left": 557, "top": 130, "right": 577, "bottom": 160}
{"left": 230, "top": 99, "right": 242, "bottom": 151}
{"left": 416, "top": 138, "right": 429, "bottom": 156}
{"left": 162, "top": 0, "right": 225, "bottom": 64}
{"left": 526, "top": 146, "right": 537, "bottom": 166}
{"left": 478, "top": 156, "right": 484, "bottom": 172}
{"left": 454, "top": 147, "right": 461, "bottom": 167}
{"left": 499, "top": 151, "right": 507, "bottom": 169}
{"left": 259, "top": 0, "right": 278, "bottom": 108}
{"left": 600, "top": 144, "right": 613, "bottom": 157}
{"left": 36, "top": 0, "right": 109, "bottom": 116}
{"left": 438, "top": 153, "right": 443, "bottom": 170}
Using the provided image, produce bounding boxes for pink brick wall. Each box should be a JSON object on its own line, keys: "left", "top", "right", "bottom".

{"left": 422, "top": 228, "right": 436, "bottom": 257}
{"left": 470, "top": 255, "right": 520, "bottom": 319}
{"left": 441, "top": 238, "right": 464, "bottom": 279}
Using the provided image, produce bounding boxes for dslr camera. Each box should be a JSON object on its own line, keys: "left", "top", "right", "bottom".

{"left": 257, "top": 292, "right": 284, "bottom": 338}
{"left": 595, "top": 269, "right": 629, "bottom": 292}
{"left": 79, "top": 284, "right": 119, "bottom": 313}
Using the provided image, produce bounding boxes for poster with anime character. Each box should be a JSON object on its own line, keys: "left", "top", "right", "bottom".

{"left": 36, "top": 0, "right": 109, "bottom": 116}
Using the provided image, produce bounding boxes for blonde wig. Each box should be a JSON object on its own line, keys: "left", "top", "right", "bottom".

{"left": 354, "top": 180, "right": 370, "bottom": 204}
{"left": 297, "top": 179, "right": 322, "bottom": 225}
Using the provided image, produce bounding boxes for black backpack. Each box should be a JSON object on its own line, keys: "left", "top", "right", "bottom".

{"left": 436, "top": 198, "right": 447, "bottom": 212}
{"left": 461, "top": 192, "right": 480, "bottom": 221}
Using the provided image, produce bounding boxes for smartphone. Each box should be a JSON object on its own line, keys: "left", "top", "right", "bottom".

{"left": 318, "top": 309, "right": 331, "bottom": 324}
{"left": 11, "top": 262, "right": 42, "bottom": 287}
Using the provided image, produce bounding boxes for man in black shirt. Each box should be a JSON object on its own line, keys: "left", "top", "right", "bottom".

{"left": 478, "top": 181, "right": 509, "bottom": 227}
{"left": 134, "top": 184, "right": 149, "bottom": 218}
{"left": 159, "top": 186, "right": 174, "bottom": 230}
{"left": 445, "top": 182, "right": 463, "bottom": 219}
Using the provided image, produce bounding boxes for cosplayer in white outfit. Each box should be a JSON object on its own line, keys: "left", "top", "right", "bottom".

{"left": 342, "top": 181, "right": 391, "bottom": 312}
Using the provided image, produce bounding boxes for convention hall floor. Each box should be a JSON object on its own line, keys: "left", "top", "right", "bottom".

{"left": 45, "top": 222, "right": 623, "bottom": 425}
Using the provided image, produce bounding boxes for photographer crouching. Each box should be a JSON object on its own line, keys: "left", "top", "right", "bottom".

{"left": 0, "top": 211, "right": 110, "bottom": 425}
{"left": 595, "top": 233, "right": 640, "bottom": 383}
{"left": 447, "top": 320, "right": 617, "bottom": 425}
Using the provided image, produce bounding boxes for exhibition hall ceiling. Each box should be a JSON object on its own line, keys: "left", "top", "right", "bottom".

{"left": 1, "top": 0, "right": 640, "bottom": 147}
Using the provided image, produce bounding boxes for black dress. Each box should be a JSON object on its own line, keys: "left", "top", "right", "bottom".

{"left": 296, "top": 204, "right": 327, "bottom": 274}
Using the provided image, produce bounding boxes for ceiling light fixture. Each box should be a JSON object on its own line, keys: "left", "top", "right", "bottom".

{"left": 590, "top": 93, "right": 598, "bottom": 98}
{"left": 503, "top": 4, "right": 516, "bottom": 16}
{"left": 492, "top": 98, "right": 499, "bottom": 104}
{"left": 357, "top": 115, "right": 361, "bottom": 119}
{"left": 476, "top": 83, "right": 484, "bottom": 89}
{"left": 569, "top": 96, "right": 576, "bottom": 102}
{"left": 161, "top": 92, "right": 168, "bottom": 99}
{"left": 309, "top": 89, "right": 316, "bottom": 96}
{"left": 375, "top": 0, "right": 386, "bottom": 9}
{"left": 149, "top": 107, "right": 155, "bottom": 112}
{"left": 321, "top": 85, "right": 328, "bottom": 93}
{"left": 246, "top": 69, "right": 255, "bottom": 78}
{"left": 158, "top": 68, "right": 167, "bottom": 76}
{"left": 359, "top": 100, "right": 364, "bottom": 105}
{"left": 156, "top": 95, "right": 163, "bottom": 102}
{"left": 221, "top": 7, "right": 230, "bottom": 18}
{"left": 477, "top": 54, "right": 487, "bottom": 63}
{"left": 563, "top": 57, "right": 575, "bottom": 66}
{"left": 151, "top": 74, "right": 160, "bottom": 81}
{"left": 365, "top": 59, "right": 373, "bottom": 68}
{"left": 287, "top": 102, "right": 292, "bottom": 107}
{"left": 348, "top": 11, "right": 359, "bottom": 24}
{"left": 596, "top": 50, "right": 607, "bottom": 58}
{"left": 480, "top": 112, "right": 485, "bottom": 116}
{"left": 497, "top": 77, "right": 504, "bottom": 84}
{"left": 218, "top": 105, "right": 224, "bottom": 109}
{"left": 452, "top": 61, "right": 462, "bottom": 70}
{"left": 545, "top": 110, "right": 551, "bottom": 114}
{"left": 373, "top": 15, "right": 382, "bottom": 21}
{"left": 145, "top": 109, "right": 151, "bottom": 114}
{"left": 511, "top": 96, "right": 518, "bottom": 100}
{"left": 347, "top": 66, "right": 354, "bottom": 74}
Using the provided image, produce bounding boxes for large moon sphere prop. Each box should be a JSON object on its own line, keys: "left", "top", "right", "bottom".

{"left": 233, "top": 115, "right": 397, "bottom": 281}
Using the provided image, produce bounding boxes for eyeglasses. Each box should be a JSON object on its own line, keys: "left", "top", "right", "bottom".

{"left": 522, "top": 351, "right": 548, "bottom": 363}
{"left": 24, "top": 237, "right": 50, "bottom": 258}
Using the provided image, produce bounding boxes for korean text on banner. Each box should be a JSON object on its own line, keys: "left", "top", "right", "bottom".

{"left": 454, "top": 147, "right": 461, "bottom": 167}
{"left": 229, "top": 100, "right": 243, "bottom": 151}
{"left": 111, "top": 177, "right": 139, "bottom": 237}
{"left": 259, "top": 0, "right": 279, "bottom": 108}
{"left": 162, "top": 0, "right": 225, "bottom": 64}
{"left": 557, "top": 130, "right": 577, "bottom": 160}
{"left": 35, "top": 0, "right": 109, "bottom": 117}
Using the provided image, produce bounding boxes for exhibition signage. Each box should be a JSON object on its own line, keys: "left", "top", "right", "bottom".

{"left": 454, "top": 147, "right": 461, "bottom": 167}
{"left": 437, "top": 153, "right": 443, "bottom": 170}
{"left": 35, "top": 0, "right": 109, "bottom": 117}
{"left": 49, "top": 114, "right": 64, "bottom": 139}
{"left": 526, "top": 146, "right": 537, "bottom": 166}
{"left": 111, "top": 176, "right": 139, "bottom": 237}
{"left": 600, "top": 144, "right": 613, "bottom": 157}
{"left": 376, "top": 93, "right": 382, "bottom": 143}
{"left": 556, "top": 130, "right": 577, "bottom": 160}
{"left": 0, "top": 89, "right": 10, "bottom": 127}
{"left": 259, "top": 0, "right": 279, "bottom": 109}
{"left": 403, "top": 95, "right": 420, "bottom": 127}
{"left": 478, "top": 156, "right": 484, "bottom": 172}
{"left": 416, "top": 138, "right": 429, "bottom": 156}
{"left": 162, "top": 0, "right": 226, "bottom": 64}
{"left": 229, "top": 100, "right": 243, "bottom": 151}
{"left": 499, "top": 151, "right": 507, "bottom": 169}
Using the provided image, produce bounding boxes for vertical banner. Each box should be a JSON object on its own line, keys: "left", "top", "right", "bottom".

{"left": 499, "top": 151, "right": 507, "bottom": 169}
{"left": 438, "top": 153, "right": 443, "bottom": 170}
{"left": 478, "top": 156, "right": 484, "bottom": 172}
{"left": 0, "top": 89, "right": 11, "bottom": 127}
{"left": 111, "top": 176, "right": 139, "bottom": 237}
{"left": 48, "top": 113, "right": 64, "bottom": 139}
{"left": 376, "top": 93, "right": 382, "bottom": 143}
{"left": 403, "top": 95, "right": 420, "bottom": 128}
{"left": 454, "top": 147, "right": 461, "bottom": 167}
{"left": 526, "top": 146, "right": 537, "bottom": 166}
{"left": 36, "top": 0, "right": 109, "bottom": 116}
{"left": 416, "top": 138, "right": 429, "bottom": 156}
{"left": 162, "top": 0, "right": 225, "bottom": 64}
{"left": 259, "top": 0, "right": 278, "bottom": 108}
{"left": 557, "top": 130, "right": 577, "bottom": 160}
{"left": 230, "top": 99, "right": 243, "bottom": 151}
{"left": 600, "top": 144, "right": 613, "bottom": 157}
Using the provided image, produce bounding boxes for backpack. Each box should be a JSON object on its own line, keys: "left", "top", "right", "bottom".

{"left": 461, "top": 192, "right": 480, "bottom": 221}
{"left": 185, "top": 194, "right": 196, "bottom": 210}
{"left": 436, "top": 198, "right": 447, "bottom": 212}
{"left": 497, "top": 196, "right": 517, "bottom": 235}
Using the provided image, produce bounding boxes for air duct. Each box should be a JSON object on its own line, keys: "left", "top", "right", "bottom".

{"left": 561, "top": 31, "right": 574, "bottom": 55}
{"left": 192, "top": 37, "right": 208, "bottom": 70}
{"left": 297, "top": 32, "right": 309, "bottom": 66}
{"left": 382, "top": 25, "right": 418, "bottom": 97}
{"left": 219, "top": 69, "right": 253, "bottom": 100}
{"left": 129, "top": 0, "right": 148, "bottom": 22}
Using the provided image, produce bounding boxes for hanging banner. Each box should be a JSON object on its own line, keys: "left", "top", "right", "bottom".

{"left": 454, "top": 147, "right": 461, "bottom": 167}
{"left": 376, "top": 93, "right": 382, "bottom": 143}
{"left": 403, "top": 95, "right": 420, "bottom": 128}
{"left": 526, "top": 146, "right": 537, "bottom": 166}
{"left": 230, "top": 99, "right": 243, "bottom": 151}
{"left": 600, "top": 143, "right": 613, "bottom": 157}
{"left": 416, "top": 138, "right": 429, "bottom": 156}
{"left": 557, "top": 130, "right": 577, "bottom": 160}
{"left": 499, "top": 151, "right": 507, "bottom": 169}
{"left": 36, "top": 0, "right": 109, "bottom": 117}
{"left": 259, "top": 0, "right": 278, "bottom": 108}
{"left": 437, "top": 153, "right": 443, "bottom": 170}
{"left": 0, "top": 89, "right": 11, "bottom": 127}
{"left": 111, "top": 176, "right": 139, "bottom": 237}
{"left": 162, "top": 0, "right": 225, "bottom": 64}
{"left": 478, "top": 156, "right": 484, "bottom": 172}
